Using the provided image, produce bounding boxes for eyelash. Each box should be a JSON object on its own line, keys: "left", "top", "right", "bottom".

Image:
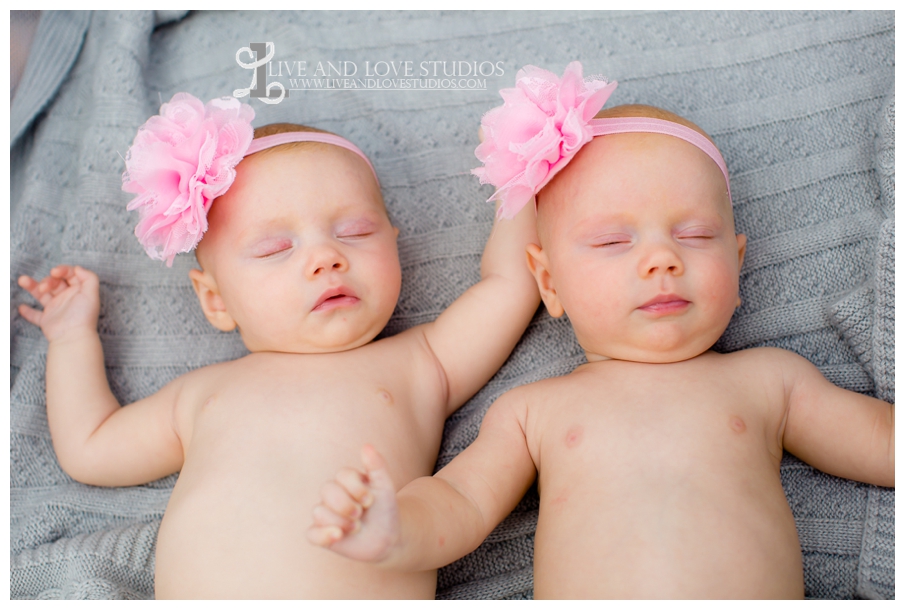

{"left": 257, "top": 246, "right": 291, "bottom": 258}
{"left": 593, "top": 237, "right": 630, "bottom": 248}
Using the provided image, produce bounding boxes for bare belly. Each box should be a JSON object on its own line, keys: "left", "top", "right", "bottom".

{"left": 155, "top": 471, "right": 435, "bottom": 599}
{"left": 154, "top": 359, "right": 441, "bottom": 599}
{"left": 533, "top": 464, "right": 803, "bottom": 599}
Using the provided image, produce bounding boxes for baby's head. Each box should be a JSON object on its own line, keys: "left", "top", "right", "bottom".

{"left": 188, "top": 122, "right": 402, "bottom": 354}
{"left": 526, "top": 104, "right": 746, "bottom": 363}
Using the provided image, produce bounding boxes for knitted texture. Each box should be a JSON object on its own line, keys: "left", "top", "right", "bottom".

{"left": 872, "top": 218, "right": 895, "bottom": 404}
{"left": 10, "top": 10, "right": 894, "bottom": 599}
{"left": 874, "top": 94, "right": 895, "bottom": 217}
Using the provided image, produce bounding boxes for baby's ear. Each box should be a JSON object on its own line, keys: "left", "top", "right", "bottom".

{"left": 526, "top": 244, "right": 565, "bottom": 318}
{"left": 736, "top": 233, "right": 747, "bottom": 269}
{"left": 188, "top": 268, "right": 237, "bottom": 332}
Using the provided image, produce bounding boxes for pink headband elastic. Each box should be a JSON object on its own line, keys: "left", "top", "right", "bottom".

{"left": 122, "top": 93, "right": 377, "bottom": 266}
{"left": 473, "top": 62, "right": 732, "bottom": 219}
{"left": 245, "top": 132, "right": 379, "bottom": 184}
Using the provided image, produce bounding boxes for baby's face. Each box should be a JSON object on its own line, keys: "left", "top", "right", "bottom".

{"left": 530, "top": 132, "right": 746, "bottom": 363}
{"left": 193, "top": 145, "right": 401, "bottom": 353}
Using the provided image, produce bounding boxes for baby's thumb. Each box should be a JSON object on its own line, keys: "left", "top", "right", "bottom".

{"left": 361, "top": 444, "right": 395, "bottom": 493}
{"left": 73, "top": 266, "right": 99, "bottom": 289}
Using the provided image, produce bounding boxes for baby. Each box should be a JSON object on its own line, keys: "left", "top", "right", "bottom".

{"left": 308, "top": 64, "right": 895, "bottom": 599}
{"left": 16, "top": 93, "right": 540, "bottom": 598}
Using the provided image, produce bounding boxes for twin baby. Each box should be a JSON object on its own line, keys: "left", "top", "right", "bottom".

{"left": 18, "top": 63, "right": 893, "bottom": 599}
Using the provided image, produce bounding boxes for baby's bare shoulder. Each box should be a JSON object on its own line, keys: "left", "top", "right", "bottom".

{"left": 169, "top": 357, "right": 245, "bottom": 404}
{"left": 491, "top": 374, "right": 581, "bottom": 415}
{"left": 704, "top": 348, "right": 825, "bottom": 406}
{"left": 715, "top": 347, "right": 813, "bottom": 377}
{"left": 382, "top": 323, "right": 450, "bottom": 372}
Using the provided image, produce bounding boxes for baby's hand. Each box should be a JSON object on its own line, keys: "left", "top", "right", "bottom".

{"left": 307, "top": 444, "right": 400, "bottom": 563}
{"left": 17, "top": 265, "right": 101, "bottom": 343}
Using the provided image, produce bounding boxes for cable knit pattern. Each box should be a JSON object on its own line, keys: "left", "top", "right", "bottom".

{"left": 10, "top": 10, "right": 894, "bottom": 599}
{"left": 872, "top": 219, "right": 895, "bottom": 404}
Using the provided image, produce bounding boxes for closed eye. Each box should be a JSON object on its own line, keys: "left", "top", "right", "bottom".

{"left": 256, "top": 246, "right": 292, "bottom": 258}
{"left": 592, "top": 234, "right": 632, "bottom": 248}
{"left": 252, "top": 238, "right": 294, "bottom": 258}
{"left": 336, "top": 218, "right": 377, "bottom": 239}
{"left": 677, "top": 227, "right": 716, "bottom": 240}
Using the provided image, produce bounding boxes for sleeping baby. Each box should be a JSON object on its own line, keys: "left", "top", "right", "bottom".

{"left": 308, "top": 63, "right": 895, "bottom": 599}
{"left": 16, "top": 93, "right": 539, "bottom": 598}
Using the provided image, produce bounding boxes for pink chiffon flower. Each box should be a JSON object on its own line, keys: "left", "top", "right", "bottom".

{"left": 122, "top": 93, "right": 255, "bottom": 266}
{"left": 473, "top": 62, "right": 618, "bottom": 219}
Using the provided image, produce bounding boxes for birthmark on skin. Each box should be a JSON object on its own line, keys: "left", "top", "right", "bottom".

{"left": 564, "top": 425, "right": 583, "bottom": 448}
{"left": 377, "top": 388, "right": 394, "bottom": 405}
{"left": 438, "top": 535, "right": 445, "bottom": 548}
{"left": 729, "top": 416, "right": 747, "bottom": 433}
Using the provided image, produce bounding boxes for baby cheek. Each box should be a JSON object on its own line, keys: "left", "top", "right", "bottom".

{"left": 567, "top": 275, "right": 618, "bottom": 328}
{"left": 365, "top": 252, "right": 402, "bottom": 302}
{"left": 700, "top": 261, "right": 740, "bottom": 311}
{"left": 237, "top": 273, "right": 292, "bottom": 318}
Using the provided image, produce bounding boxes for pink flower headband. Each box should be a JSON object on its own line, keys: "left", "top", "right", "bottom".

{"left": 473, "top": 62, "right": 732, "bottom": 219}
{"left": 122, "top": 92, "right": 377, "bottom": 266}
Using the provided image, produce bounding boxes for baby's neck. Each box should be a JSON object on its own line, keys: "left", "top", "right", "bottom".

{"left": 244, "top": 338, "right": 379, "bottom": 355}
{"left": 582, "top": 348, "right": 714, "bottom": 365}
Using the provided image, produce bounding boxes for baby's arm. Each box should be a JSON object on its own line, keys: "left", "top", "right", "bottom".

{"left": 777, "top": 349, "right": 894, "bottom": 487}
{"left": 308, "top": 391, "right": 536, "bottom": 570}
{"left": 422, "top": 197, "right": 540, "bottom": 415}
{"left": 18, "top": 265, "right": 184, "bottom": 486}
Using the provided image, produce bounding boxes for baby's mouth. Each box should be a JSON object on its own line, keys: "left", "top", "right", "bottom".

{"left": 312, "top": 287, "right": 360, "bottom": 312}
{"left": 638, "top": 294, "right": 690, "bottom": 314}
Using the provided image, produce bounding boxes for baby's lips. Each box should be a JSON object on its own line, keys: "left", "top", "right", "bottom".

{"left": 637, "top": 296, "right": 691, "bottom": 316}
{"left": 638, "top": 293, "right": 687, "bottom": 309}
{"left": 311, "top": 285, "right": 359, "bottom": 311}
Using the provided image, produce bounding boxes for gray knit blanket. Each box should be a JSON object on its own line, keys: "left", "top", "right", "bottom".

{"left": 10, "top": 10, "right": 894, "bottom": 599}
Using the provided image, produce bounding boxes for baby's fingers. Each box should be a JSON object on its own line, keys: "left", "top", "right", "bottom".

{"left": 17, "top": 303, "right": 43, "bottom": 327}
{"left": 361, "top": 444, "right": 395, "bottom": 494}
{"left": 335, "top": 467, "right": 374, "bottom": 508}
{"left": 17, "top": 275, "right": 42, "bottom": 300}
{"left": 48, "top": 265, "right": 93, "bottom": 295}
{"left": 312, "top": 504, "right": 358, "bottom": 533}
{"left": 19, "top": 273, "right": 66, "bottom": 304}
{"left": 320, "top": 481, "right": 364, "bottom": 520}
{"left": 49, "top": 265, "right": 77, "bottom": 279}
{"left": 40, "top": 266, "right": 77, "bottom": 296}
{"left": 70, "top": 266, "right": 99, "bottom": 289}
{"left": 306, "top": 524, "right": 345, "bottom": 548}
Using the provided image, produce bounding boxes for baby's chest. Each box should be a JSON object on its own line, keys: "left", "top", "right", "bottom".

{"left": 180, "top": 363, "right": 438, "bottom": 455}
{"left": 535, "top": 383, "right": 777, "bottom": 474}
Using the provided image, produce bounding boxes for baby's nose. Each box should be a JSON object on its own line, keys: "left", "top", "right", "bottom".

{"left": 640, "top": 244, "right": 683, "bottom": 277}
{"left": 307, "top": 246, "right": 348, "bottom": 277}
